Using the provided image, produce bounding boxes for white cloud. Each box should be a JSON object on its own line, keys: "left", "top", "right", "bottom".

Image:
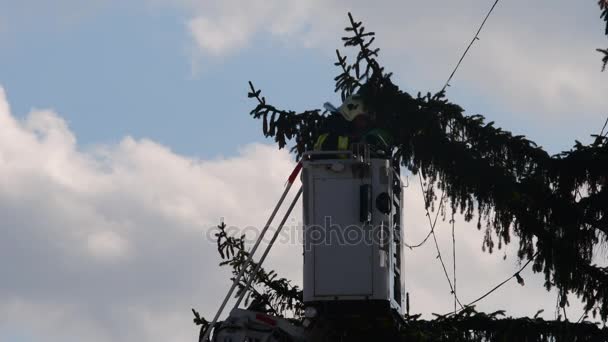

{"left": 4, "top": 0, "right": 606, "bottom": 125}
{"left": 183, "top": 0, "right": 328, "bottom": 56}
{"left": 87, "top": 230, "right": 129, "bottom": 260}
{"left": 188, "top": 16, "right": 248, "bottom": 56}
{"left": 168, "top": 0, "right": 607, "bottom": 140}
{"left": 0, "top": 85, "right": 297, "bottom": 341}
{"left": 0, "top": 85, "right": 594, "bottom": 341}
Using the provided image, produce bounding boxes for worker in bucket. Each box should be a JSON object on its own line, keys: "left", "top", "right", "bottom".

{"left": 316, "top": 94, "right": 393, "bottom": 156}
{"left": 313, "top": 101, "right": 351, "bottom": 152}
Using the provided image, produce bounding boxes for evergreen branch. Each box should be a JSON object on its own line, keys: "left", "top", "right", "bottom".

{"left": 246, "top": 12, "right": 608, "bottom": 321}
{"left": 600, "top": 0, "right": 608, "bottom": 34}
{"left": 214, "top": 222, "right": 304, "bottom": 318}
{"left": 598, "top": 0, "right": 607, "bottom": 70}
{"left": 334, "top": 49, "right": 361, "bottom": 99}
{"left": 194, "top": 6, "right": 608, "bottom": 341}
{"left": 248, "top": 81, "right": 325, "bottom": 157}
{"left": 400, "top": 308, "right": 608, "bottom": 341}
{"left": 598, "top": 48, "right": 608, "bottom": 71}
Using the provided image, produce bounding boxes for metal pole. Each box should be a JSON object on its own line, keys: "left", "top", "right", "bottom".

{"left": 200, "top": 162, "right": 302, "bottom": 342}
{"left": 233, "top": 186, "right": 303, "bottom": 309}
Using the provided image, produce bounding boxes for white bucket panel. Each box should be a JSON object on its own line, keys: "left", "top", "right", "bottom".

{"left": 312, "top": 178, "right": 373, "bottom": 296}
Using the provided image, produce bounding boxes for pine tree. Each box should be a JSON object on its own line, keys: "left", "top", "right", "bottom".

{"left": 194, "top": 3, "right": 608, "bottom": 341}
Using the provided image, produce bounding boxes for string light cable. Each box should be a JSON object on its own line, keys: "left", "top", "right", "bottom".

{"left": 418, "top": 174, "right": 465, "bottom": 310}
{"left": 442, "top": 252, "right": 540, "bottom": 317}
{"left": 441, "top": 0, "right": 502, "bottom": 92}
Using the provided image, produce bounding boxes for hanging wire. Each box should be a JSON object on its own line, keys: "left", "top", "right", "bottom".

{"left": 576, "top": 304, "right": 599, "bottom": 323}
{"left": 440, "top": 0, "right": 502, "bottom": 92}
{"left": 404, "top": 190, "right": 446, "bottom": 249}
{"left": 443, "top": 252, "right": 540, "bottom": 316}
{"left": 577, "top": 310, "right": 587, "bottom": 323}
{"left": 599, "top": 116, "right": 608, "bottom": 138}
{"left": 433, "top": 0, "right": 509, "bottom": 315}
{"left": 418, "top": 174, "right": 465, "bottom": 310}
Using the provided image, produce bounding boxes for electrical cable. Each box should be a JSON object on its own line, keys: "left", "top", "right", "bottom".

{"left": 576, "top": 304, "right": 598, "bottom": 323}
{"left": 418, "top": 174, "right": 465, "bottom": 310}
{"left": 441, "top": 0, "right": 502, "bottom": 92}
{"left": 598, "top": 116, "right": 608, "bottom": 138}
{"left": 404, "top": 190, "right": 446, "bottom": 249}
{"left": 444, "top": 252, "right": 539, "bottom": 316}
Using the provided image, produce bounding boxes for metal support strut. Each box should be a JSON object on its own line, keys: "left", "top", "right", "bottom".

{"left": 233, "top": 186, "right": 303, "bottom": 309}
{"left": 200, "top": 162, "right": 303, "bottom": 342}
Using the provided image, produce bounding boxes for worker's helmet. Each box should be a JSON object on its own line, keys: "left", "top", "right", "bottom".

{"left": 338, "top": 94, "right": 367, "bottom": 121}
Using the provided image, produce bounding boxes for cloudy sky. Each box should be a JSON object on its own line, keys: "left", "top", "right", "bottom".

{"left": 0, "top": 1, "right": 606, "bottom": 341}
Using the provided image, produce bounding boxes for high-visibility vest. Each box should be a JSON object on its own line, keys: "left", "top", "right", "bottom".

{"left": 313, "top": 134, "right": 328, "bottom": 151}
{"left": 314, "top": 133, "right": 350, "bottom": 151}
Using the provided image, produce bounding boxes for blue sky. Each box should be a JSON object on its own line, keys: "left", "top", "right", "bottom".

{"left": 0, "top": 0, "right": 339, "bottom": 158}
{"left": 0, "top": 1, "right": 606, "bottom": 341}
{"left": 1, "top": 0, "right": 605, "bottom": 158}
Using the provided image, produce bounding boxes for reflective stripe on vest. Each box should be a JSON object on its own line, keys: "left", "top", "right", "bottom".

{"left": 314, "top": 133, "right": 329, "bottom": 150}
{"left": 314, "top": 134, "right": 349, "bottom": 152}
{"left": 337, "top": 136, "right": 349, "bottom": 150}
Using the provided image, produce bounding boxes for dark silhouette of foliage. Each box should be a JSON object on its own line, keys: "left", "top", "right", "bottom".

{"left": 194, "top": 4, "right": 608, "bottom": 341}
{"left": 192, "top": 308, "right": 210, "bottom": 342}
{"left": 600, "top": 0, "right": 608, "bottom": 70}
{"left": 215, "top": 222, "right": 303, "bottom": 317}
{"left": 247, "top": 9, "right": 608, "bottom": 323}
{"left": 194, "top": 223, "right": 608, "bottom": 341}
{"left": 399, "top": 308, "right": 608, "bottom": 342}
